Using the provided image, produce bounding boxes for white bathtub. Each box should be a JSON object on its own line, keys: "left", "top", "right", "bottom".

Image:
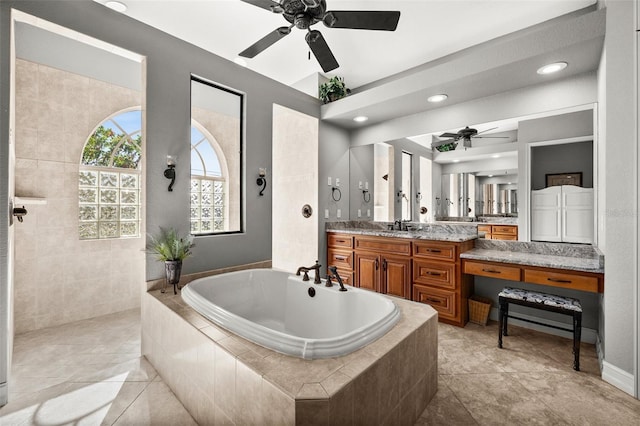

{"left": 181, "top": 268, "right": 400, "bottom": 359}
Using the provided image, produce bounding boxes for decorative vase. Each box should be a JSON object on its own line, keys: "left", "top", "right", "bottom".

{"left": 163, "top": 260, "right": 183, "bottom": 295}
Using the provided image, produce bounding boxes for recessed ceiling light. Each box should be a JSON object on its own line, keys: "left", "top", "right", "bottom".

{"left": 234, "top": 57, "right": 248, "bottom": 67}
{"left": 537, "top": 61, "right": 568, "bottom": 75}
{"left": 492, "top": 154, "right": 500, "bottom": 158}
{"left": 427, "top": 94, "right": 448, "bottom": 103}
{"left": 452, "top": 159, "right": 460, "bottom": 163}
{"left": 508, "top": 182, "right": 512, "bottom": 185}
{"left": 353, "top": 116, "right": 368, "bottom": 123}
{"left": 105, "top": 1, "right": 127, "bottom": 12}
{"left": 488, "top": 174, "right": 494, "bottom": 177}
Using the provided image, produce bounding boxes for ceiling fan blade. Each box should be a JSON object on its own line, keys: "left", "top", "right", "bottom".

{"left": 239, "top": 26, "right": 291, "bottom": 58}
{"left": 305, "top": 30, "right": 339, "bottom": 72}
{"left": 239, "top": 0, "right": 284, "bottom": 13}
{"left": 475, "top": 126, "right": 498, "bottom": 135}
{"left": 439, "top": 132, "right": 459, "bottom": 139}
{"left": 323, "top": 10, "right": 400, "bottom": 31}
{"left": 473, "top": 136, "right": 510, "bottom": 139}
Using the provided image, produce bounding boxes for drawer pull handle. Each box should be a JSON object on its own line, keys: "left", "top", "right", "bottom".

{"left": 336, "top": 239, "right": 346, "bottom": 243}
{"left": 425, "top": 271, "right": 442, "bottom": 276}
{"left": 425, "top": 297, "right": 441, "bottom": 304}
{"left": 547, "top": 277, "right": 572, "bottom": 284}
{"left": 334, "top": 255, "right": 348, "bottom": 261}
{"left": 482, "top": 268, "right": 502, "bottom": 274}
{"left": 425, "top": 248, "right": 442, "bottom": 253}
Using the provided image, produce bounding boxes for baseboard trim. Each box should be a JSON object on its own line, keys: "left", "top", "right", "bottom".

{"left": 489, "top": 307, "right": 597, "bottom": 344}
{"left": 595, "top": 333, "right": 604, "bottom": 372}
{"left": 602, "top": 361, "right": 635, "bottom": 397}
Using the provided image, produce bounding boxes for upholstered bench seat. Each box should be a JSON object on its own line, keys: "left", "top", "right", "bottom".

{"left": 498, "top": 287, "right": 583, "bottom": 312}
{"left": 498, "top": 287, "right": 582, "bottom": 371}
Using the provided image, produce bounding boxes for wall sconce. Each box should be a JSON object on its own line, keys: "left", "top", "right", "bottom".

{"left": 257, "top": 168, "right": 267, "bottom": 196}
{"left": 164, "top": 155, "right": 176, "bottom": 192}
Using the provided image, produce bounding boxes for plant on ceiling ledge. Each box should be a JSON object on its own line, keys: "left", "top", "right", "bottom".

{"left": 319, "top": 76, "right": 351, "bottom": 104}
{"left": 435, "top": 142, "right": 458, "bottom": 152}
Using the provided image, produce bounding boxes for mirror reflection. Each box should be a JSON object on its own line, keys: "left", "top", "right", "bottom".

{"left": 190, "top": 76, "right": 243, "bottom": 234}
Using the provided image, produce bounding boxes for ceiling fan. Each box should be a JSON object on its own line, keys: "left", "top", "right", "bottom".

{"left": 238, "top": 0, "right": 401, "bottom": 72}
{"left": 434, "top": 126, "right": 509, "bottom": 151}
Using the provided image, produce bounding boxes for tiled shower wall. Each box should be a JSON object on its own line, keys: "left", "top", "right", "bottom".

{"left": 13, "top": 59, "right": 144, "bottom": 333}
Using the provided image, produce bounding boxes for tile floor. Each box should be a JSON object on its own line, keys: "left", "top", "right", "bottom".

{"left": 1, "top": 308, "right": 639, "bottom": 425}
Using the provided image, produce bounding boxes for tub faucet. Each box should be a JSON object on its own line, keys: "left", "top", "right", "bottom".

{"left": 328, "top": 266, "right": 347, "bottom": 292}
{"left": 296, "top": 260, "right": 322, "bottom": 284}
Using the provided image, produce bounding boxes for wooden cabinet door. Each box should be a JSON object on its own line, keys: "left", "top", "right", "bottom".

{"left": 355, "top": 252, "right": 379, "bottom": 292}
{"left": 382, "top": 255, "right": 411, "bottom": 299}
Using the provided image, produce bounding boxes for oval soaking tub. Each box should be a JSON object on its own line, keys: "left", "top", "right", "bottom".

{"left": 181, "top": 268, "right": 400, "bottom": 359}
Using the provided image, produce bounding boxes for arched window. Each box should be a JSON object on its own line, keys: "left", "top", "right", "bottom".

{"left": 79, "top": 109, "right": 142, "bottom": 240}
{"left": 190, "top": 122, "right": 229, "bottom": 234}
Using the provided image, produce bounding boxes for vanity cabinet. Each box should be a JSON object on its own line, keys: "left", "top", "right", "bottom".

{"left": 412, "top": 240, "right": 474, "bottom": 326}
{"left": 478, "top": 224, "right": 518, "bottom": 240}
{"left": 354, "top": 236, "right": 412, "bottom": 299}
{"left": 327, "top": 232, "right": 474, "bottom": 325}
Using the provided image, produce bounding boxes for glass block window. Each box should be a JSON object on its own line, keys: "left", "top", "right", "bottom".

{"left": 191, "top": 123, "right": 227, "bottom": 235}
{"left": 79, "top": 109, "right": 142, "bottom": 240}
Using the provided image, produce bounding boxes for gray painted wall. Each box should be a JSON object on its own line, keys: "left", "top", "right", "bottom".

{"left": 601, "top": 0, "right": 637, "bottom": 379}
{"left": 317, "top": 122, "right": 350, "bottom": 272}
{"left": 349, "top": 144, "right": 374, "bottom": 220}
{"left": 0, "top": 0, "right": 321, "bottom": 283}
{"left": 531, "top": 141, "right": 594, "bottom": 190}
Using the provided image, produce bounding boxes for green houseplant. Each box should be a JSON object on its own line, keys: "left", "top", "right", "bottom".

{"left": 147, "top": 227, "right": 194, "bottom": 294}
{"left": 319, "top": 76, "right": 351, "bottom": 104}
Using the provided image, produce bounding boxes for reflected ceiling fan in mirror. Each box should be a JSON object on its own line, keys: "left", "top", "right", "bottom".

{"left": 433, "top": 126, "right": 509, "bottom": 151}
{"left": 238, "top": 0, "right": 401, "bottom": 72}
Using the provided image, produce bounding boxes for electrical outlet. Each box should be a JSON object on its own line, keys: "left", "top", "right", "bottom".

{"left": 365, "top": 181, "right": 369, "bottom": 190}
{"left": 357, "top": 209, "right": 361, "bottom": 217}
{"left": 367, "top": 209, "right": 371, "bottom": 217}
{"left": 358, "top": 181, "right": 363, "bottom": 189}
{"left": 335, "top": 178, "right": 340, "bottom": 187}
{"left": 337, "top": 209, "right": 341, "bottom": 218}
{"left": 324, "top": 209, "right": 329, "bottom": 219}
{"left": 327, "top": 177, "right": 332, "bottom": 186}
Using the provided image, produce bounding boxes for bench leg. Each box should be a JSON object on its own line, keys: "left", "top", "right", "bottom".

{"left": 573, "top": 312, "right": 582, "bottom": 371}
{"left": 498, "top": 298, "right": 508, "bottom": 348}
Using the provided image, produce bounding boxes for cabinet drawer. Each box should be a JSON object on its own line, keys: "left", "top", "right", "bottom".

{"left": 413, "top": 241, "right": 456, "bottom": 262}
{"left": 492, "top": 225, "right": 517, "bottom": 236}
{"left": 354, "top": 236, "right": 411, "bottom": 255}
{"left": 413, "top": 260, "right": 456, "bottom": 289}
{"left": 328, "top": 233, "right": 353, "bottom": 249}
{"left": 464, "top": 260, "right": 522, "bottom": 281}
{"left": 413, "top": 285, "right": 457, "bottom": 320}
{"left": 327, "top": 248, "right": 353, "bottom": 270}
{"left": 477, "top": 225, "right": 492, "bottom": 233}
{"left": 492, "top": 234, "right": 517, "bottom": 241}
{"left": 523, "top": 269, "right": 599, "bottom": 293}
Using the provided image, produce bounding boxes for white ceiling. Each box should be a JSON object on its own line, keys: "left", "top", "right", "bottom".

{"left": 95, "top": 0, "right": 597, "bottom": 90}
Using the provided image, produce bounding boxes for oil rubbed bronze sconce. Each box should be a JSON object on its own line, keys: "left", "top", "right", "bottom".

{"left": 164, "top": 155, "right": 176, "bottom": 192}
{"left": 257, "top": 168, "right": 267, "bottom": 196}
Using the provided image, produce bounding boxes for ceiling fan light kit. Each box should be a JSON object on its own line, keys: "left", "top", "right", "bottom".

{"left": 239, "top": 0, "right": 400, "bottom": 72}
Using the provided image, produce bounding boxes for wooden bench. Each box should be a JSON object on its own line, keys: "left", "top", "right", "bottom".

{"left": 498, "top": 287, "right": 583, "bottom": 371}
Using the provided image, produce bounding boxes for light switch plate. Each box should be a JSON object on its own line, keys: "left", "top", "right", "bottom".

{"left": 337, "top": 209, "right": 341, "bottom": 218}
{"left": 324, "top": 209, "right": 329, "bottom": 219}
{"left": 357, "top": 209, "right": 361, "bottom": 217}
{"left": 335, "top": 178, "right": 340, "bottom": 187}
{"left": 327, "top": 177, "right": 332, "bottom": 186}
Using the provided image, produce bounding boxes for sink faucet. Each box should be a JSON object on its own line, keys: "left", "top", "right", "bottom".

{"left": 328, "top": 266, "right": 347, "bottom": 292}
{"left": 296, "top": 260, "right": 322, "bottom": 284}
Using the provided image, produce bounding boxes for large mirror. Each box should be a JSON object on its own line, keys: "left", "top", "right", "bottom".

{"left": 350, "top": 139, "right": 433, "bottom": 223}
{"left": 190, "top": 76, "right": 243, "bottom": 234}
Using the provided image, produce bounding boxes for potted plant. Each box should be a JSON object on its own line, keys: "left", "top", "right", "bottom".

{"left": 319, "top": 76, "right": 351, "bottom": 104}
{"left": 147, "top": 227, "right": 194, "bottom": 294}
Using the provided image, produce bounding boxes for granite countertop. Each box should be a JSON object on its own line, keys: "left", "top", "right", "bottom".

{"left": 328, "top": 227, "right": 478, "bottom": 242}
{"left": 460, "top": 240, "right": 604, "bottom": 274}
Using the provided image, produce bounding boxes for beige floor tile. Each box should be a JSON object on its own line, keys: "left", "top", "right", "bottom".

{"left": 416, "top": 382, "right": 478, "bottom": 425}
{"left": 111, "top": 381, "right": 197, "bottom": 426}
